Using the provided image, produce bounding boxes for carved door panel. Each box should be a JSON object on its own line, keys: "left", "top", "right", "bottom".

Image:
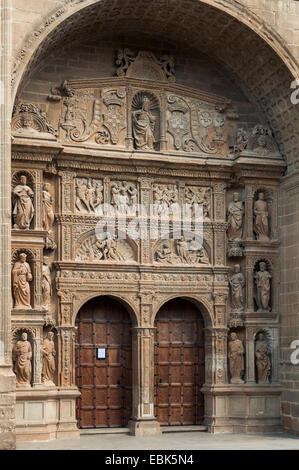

{"left": 154, "top": 299, "right": 205, "bottom": 426}
{"left": 75, "top": 297, "right": 132, "bottom": 428}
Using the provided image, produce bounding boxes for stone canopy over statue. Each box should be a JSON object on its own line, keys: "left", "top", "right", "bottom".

{"left": 132, "top": 96, "right": 156, "bottom": 150}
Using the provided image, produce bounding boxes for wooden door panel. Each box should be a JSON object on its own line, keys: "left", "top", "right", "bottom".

{"left": 76, "top": 297, "right": 132, "bottom": 428}
{"left": 154, "top": 299, "right": 205, "bottom": 426}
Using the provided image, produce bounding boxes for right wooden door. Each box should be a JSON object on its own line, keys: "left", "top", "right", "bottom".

{"left": 154, "top": 298, "right": 205, "bottom": 426}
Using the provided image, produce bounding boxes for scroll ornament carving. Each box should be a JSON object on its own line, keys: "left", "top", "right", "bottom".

{"left": 116, "top": 49, "right": 175, "bottom": 82}
{"left": 167, "top": 96, "right": 227, "bottom": 154}
{"left": 12, "top": 103, "right": 57, "bottom": 139}
{"left": 12, "top": 175, "right": 34, "bottom": 230}
{"left": 155, "top": 238, "right": 209, "bottom": 265}
{"left": 228, "top": 332, "right": 245, "bottom": 384}
{"left": 75, "top": 178, "right": 104, "bottom": 215}
{"left": 185, "top": 186, "right": 211, "bottom": 220}
{"left": 42, "top": 331, "right": 56, "bottom": 386}
{"left": 255, "top": 332, "right": 271, "bottom": 383}
{"left": 12, "top": 253, "right": 32, "bottom": 310}
{"left": 12, "top": 332, "right": 32, "bottom": 388}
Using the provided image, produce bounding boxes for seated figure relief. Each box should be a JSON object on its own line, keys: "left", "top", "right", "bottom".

{"left": 76, "top": 232, "right": 136, "bottom": 263}
{"left": 154, "top": 238, "right": 210, "bottom": 265}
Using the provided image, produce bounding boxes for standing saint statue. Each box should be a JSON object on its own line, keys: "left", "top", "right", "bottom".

{"left": 42, "top": 331, "right": 56, "bottom": 386}
{"left": 255, "top": 262, "right": 272, "bottom": 311}
{"left": 227, "top": 192, "right": 244, "bottom": 240}
{"left": 13, "top": 332, "right": 32, "bottom": 388}
{"left": 228, "top": 332, "right": 245, "bottom": 384}
{"left": 229, "top": 264, "right": 245, "bottom": 311}
{"left": 255, "top": 332, "right": 271, "bottom": 383}
{"left": 42, "top": 259, "right": 52, "bottom": 310}
{"left": 42, "top": 183, "right": 55, "bottom": 232}
{"left": 12, "top": 252, "right": 32, "bottom": 309}
{"left": 253, "top": 192, "right": 270, "bottom": 241}
{"left": 132, "top": 96, "right": 156, "bottom": 150}
{"left": 12, "top": 175, "right": 34, "bottom": 229}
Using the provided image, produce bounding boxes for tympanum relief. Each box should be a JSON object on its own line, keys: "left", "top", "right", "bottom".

{"left": 75, "top": 232, "right": 136, "bottom": 263}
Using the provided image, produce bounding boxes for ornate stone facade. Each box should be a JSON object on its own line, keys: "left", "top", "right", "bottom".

{"left": 1, "top": 0, "right": 298, "bottom": 449}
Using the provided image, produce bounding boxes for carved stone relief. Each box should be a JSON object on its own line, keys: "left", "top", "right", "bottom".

{"left": 75, "top": 177, "right": 104, "bottom": 215}
{"left": 154, "top": 238, "right": 210, "bottom": 265}
{"left": 110, "top": 180, "right": 138, "bottom": 216}
{"left": 116, "top": 49, "right": 175, "bottom": 82}
{"left": 12, "top": 103, "right": 57, "bottom": 140}
{"left": 75, "top": 232, "right": 136, "bottom": 263}
{"left": 185, "top": 186, "right": 211, "bottom": 220}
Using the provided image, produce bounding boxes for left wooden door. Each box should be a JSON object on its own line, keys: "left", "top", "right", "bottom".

{"left": 75, "top": 297, "right": 132, "bottom": 428}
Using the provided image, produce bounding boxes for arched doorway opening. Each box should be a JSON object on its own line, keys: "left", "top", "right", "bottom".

{"left": 154, "top": 298, "right": 205, "bottom": 426}
{"left": 75, "top": 296, "right": 132, "bottom": 429}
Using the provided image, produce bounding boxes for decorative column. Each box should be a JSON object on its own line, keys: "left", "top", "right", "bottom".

{"left": 57, "top": 327, "right": 77, "bottom": 387}
{"left": 125, "top": 87, "right": 133, "bottom": 149}
{"left": 245, "top": 327, "right": 256, "bottom": 384}
{"left": 0, "top": 0, "right": 16, "bottom": 449}
{"left": 245, "top": 258, "right": 254, "bottom": 312}
{"left": 244, "top": 185, "right": 254, "bottom": 240}
{"left": 128, "top": 327, "right": 161, "bottom": 436}
{"left": 213, "top": 328, "right": 228, "bottom": 384}
{"left": 159, "top": 91, "right": 167, "bottom": 151}
{"left": 138, "top": 177, "right": 152, "bottom": 265}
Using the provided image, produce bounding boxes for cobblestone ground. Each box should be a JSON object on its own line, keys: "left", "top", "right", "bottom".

{"left": 17, "top": 432, "right": 299, "bottom": 450}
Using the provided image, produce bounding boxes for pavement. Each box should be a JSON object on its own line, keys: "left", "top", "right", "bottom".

{"left": 16, "top": 431, "right": 299, "bottom": 450}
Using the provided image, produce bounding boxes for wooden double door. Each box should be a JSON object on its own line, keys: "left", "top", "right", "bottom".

{"left": 154, "top": 299, "right": 205, "bottom": 426}
{"left": 75, "top": 297, "right": 132, "bottom": 428}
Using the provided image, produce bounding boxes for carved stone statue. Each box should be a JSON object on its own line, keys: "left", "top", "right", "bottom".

{"left": 132, "top": 96, "right": 156, "bottom": 150}
{"left": 229, "top": 265, "right": 245, "bottom": 311}
{"left": 42, "top": 259, "right": 52, "bottom": 310}
{"left": 176, "top": 236, "right": 192, "bottom": 264}
{"left": 95, "top": 233, "right": 124, "bottom": 261}
{"left": 228, "top": 332, "right": 245, "bottom": 384}
{"left": 255, "top": 332, "right": 271, "bottom": 383}
{"left": 227, "top": 192, "right": 243, "bottom": 240}
{"left": 42, "top": 183, "right": 55, "bottom": 232}
{"left": 255, "top": 262, "right": 271, "bottom": 311}
{"left": 12, "top": 175, "right": 34, "bottom": 229}
{"left": 253, "top": 192, "right": 270, "bottom": 241}
{"left": 13, "top": 332, "right": 32, "bottom": 388}
{"left": 12, "top": 253, "right": 32, "bottom": 309}
{"left": 42, "top": 331, "right": 56, "bottom": 386}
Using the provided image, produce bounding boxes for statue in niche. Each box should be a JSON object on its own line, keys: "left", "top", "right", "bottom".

{"left": 42, "top": 183, "right": 55, "bottom": 232}
{"left": 95, "top": 232, "right": 124, "bottom": 261}
{"left": 42, "top": 258, "right": 52, "bottom": 310}
{"left": 12, "top": 175, "right": 34, "bottom": 229}
{"left": 253, "top": 192, "right": 270, "bottom": 241}
{"left": 132, "top": 96, "right": 156, "bottom": 150}
{"left": 12, "top": 253, "right": 32, "bottom": 309}
{"left": 228, "top": 332, "right": 245, "bottom": 384}
{"left": 42, "top": 331, "right": 56, "bottom": 386}
{"left": 13, "top": 332, "right": 32, "bottom": 388}
{"left": 229, "top": 264, "right": 245, "bottom": 312}
{"left": 255, "top": 332, "right": 271, "bottom": 383}
{"left": 227, "top": 192, "right": 244, "bottom": 241}
{"left": 255, "top": 262, "right": 271, "bottom": 312}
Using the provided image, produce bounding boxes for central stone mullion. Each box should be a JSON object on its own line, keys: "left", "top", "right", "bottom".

{"left": 128, "top": 327, "right": 161, "bottom": 436}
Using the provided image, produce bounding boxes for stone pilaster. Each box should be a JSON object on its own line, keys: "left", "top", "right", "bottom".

{"left": 244, "top": 185, "right": 254, "bottom": 240}
{"left": 0, "top": 0, "right": 16, "bottom": 449}
{"left": 128, "top": 327, "right": 161, "bottom": 436}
